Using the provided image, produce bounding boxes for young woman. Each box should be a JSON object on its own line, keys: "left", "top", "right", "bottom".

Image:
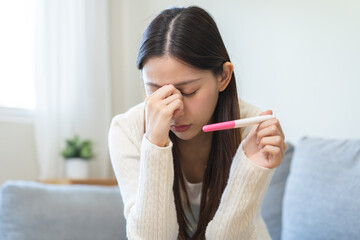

{"left": 109, "top": 6, "right": 287, "bottom": 240}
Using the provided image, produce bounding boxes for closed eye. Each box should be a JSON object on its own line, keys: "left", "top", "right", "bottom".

{"left": 181, "top": 91, "right": 197, "bottom": 97}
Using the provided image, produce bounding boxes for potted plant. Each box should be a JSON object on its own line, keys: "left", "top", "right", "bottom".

{"left": 61, "top": 135, "right": 94, "bottom": 179}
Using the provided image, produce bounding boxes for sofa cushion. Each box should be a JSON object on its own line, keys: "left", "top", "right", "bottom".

{"left": 261, "top": 142, "right": 294, "bottom": 240}
{"left": 282, "top": 137, "right": 360, "bottom": 240}
{"left": 0, "top": 180, "right": 126, "bottom": 240}
{"left": 0, "top": 190, "right": 4, "bottom": 240}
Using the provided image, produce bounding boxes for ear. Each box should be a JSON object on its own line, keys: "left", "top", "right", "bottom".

{"left": 217, "top": 62, "right": 234, "bottom": 92}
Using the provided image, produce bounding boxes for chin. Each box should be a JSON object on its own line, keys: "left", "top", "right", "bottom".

{"left": 170, "top": 128, "right": 203, "bottom": 141}
{"left": 171, "top": 131, "right": 194, "bottom": 141}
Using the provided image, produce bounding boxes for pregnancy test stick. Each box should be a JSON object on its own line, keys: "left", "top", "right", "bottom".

{"left": 202, "top": 115, "right": 275, "bottom": 132}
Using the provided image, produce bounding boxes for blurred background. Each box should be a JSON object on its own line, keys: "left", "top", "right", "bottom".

{"left": 1, "top": 0, "right": 359, "bottom": 185}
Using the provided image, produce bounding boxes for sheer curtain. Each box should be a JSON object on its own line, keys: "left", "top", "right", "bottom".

{"left": 34, "top": 0, "right": 112, "bottom": 179}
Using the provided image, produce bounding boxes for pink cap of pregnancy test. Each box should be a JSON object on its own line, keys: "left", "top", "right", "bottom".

{"left": 202, "top": 120, "right": 235, "bottom": 132}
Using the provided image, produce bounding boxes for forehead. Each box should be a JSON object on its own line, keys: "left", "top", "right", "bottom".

{"left": 142, "top": 56, "right": 210, "bottom": 86}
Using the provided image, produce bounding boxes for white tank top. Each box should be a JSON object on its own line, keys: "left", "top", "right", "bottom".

{"left": 183, "top": 176, "right": 202, "bottom": 236}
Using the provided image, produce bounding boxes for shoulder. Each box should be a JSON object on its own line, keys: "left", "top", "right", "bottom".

{"left": 109, "top": 102, "right": 145, "bottom": 145}
{"left": 239, "top": 98, "right": 262, "bottom": 118}
{"left": 111, "top": 102, "right": 145, "bottom": 125}
{"left": 239, "top": 98, "right": 262, "bottom": 139}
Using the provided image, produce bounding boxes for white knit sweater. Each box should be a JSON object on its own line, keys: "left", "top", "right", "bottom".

{"left": 108, "top": 99, "right": 275, "bottom": 240}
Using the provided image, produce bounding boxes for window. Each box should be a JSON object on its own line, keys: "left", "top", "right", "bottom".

{"left": 0, "top": 0, "right": 37, "bottom": 111}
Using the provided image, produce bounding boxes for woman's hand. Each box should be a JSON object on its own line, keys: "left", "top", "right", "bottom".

{"left": 242, "top": 110, "right": 287, "bottom": 169}
{"left": 144, "top": 84, "right": 184, "bottom": 147}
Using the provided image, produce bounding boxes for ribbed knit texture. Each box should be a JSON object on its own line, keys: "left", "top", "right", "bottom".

{"left": 108, "top": 99, "right": 275, "bottom": 240}
{"left": 205, "top": 141, "right": 274, "bottom": 239}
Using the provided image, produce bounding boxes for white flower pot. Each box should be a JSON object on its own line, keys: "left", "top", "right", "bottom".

{"left": 65, "top": 158, "right": 89, "bottom": 179}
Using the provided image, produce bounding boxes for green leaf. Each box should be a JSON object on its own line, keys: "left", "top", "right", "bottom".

{"left": 61, "top": 135, "right": 94, "bottom": 160}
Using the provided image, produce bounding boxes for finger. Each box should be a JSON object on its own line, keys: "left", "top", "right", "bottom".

{"left": 258, "top": 118, "right": 285, "bottom": 140}
{"left": 256, "top": 110, "right": 273, "bottom": 134}
{"left": 247, "top": 122, "right": 261, "bottom": 141}
{"left": 258, "top": 135, "right": 283, "bottom": 149}
{"left": 258, "top": 118, "right": 277, "bottom": 130}
{"left": 162, "top": 92, "right": 182, "bottom": 106}
{"left": 259, "top": 110, "right": 273, "bottom": 116}
{"left": 151, "top": 84, "right": 179, "bottom": 100}
{"left": 256, "top": 125, "right": 281, "bottom": 144}
{"left": 250, "top": 110, "right": 273, "bottom": 138}
{"left": 260, "top": 145, "right": 283, "bottom": 167}
{"left": 166, "top": 98, "right": 184, "bottom": 117}
{"left": 159, "top": 84, "right": 181, "bottom": 100}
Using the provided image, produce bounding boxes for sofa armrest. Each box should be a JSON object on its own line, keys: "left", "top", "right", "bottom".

{"left": 1, "top": 180, "right": 126, "bottom": 240}
{"left": 0, "top": 190, "right": 4, "bottom": 240}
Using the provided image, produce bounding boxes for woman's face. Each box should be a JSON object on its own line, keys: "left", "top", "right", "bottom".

{"left": 142, "top": 56, "right": 220, "bottom": 141}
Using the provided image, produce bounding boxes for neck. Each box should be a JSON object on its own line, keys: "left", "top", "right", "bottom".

{"left": 176, "top": 131, "right": 213, "bottom": 183}
{"left": 178, "top": 130, "right": 212, "bottom": 155}
{"left": 177, "top": 115, "right": 215, "bottom": 160}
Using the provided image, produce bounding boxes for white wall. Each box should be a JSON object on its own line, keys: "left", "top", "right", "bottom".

{"left": 211, "top": 0, "right": 360, "bottom": 144}
{"left": 109, "top": 0, "right": 146, "bottom": 116}
{"left": 0, "top": 121, "right": 38, "bottom": 184}
{"left": 113, "top": 0, "right": 360, "bottom": 144}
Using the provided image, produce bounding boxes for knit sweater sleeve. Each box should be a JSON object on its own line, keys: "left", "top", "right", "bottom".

{"left": 108, "top": 115, "right": 178, "bottom": 239}
{"left": 203, "top": 98, "right": 273, "bottom": 239}
{"left": 205, "top": 141, "right": 275, "bottom": 240}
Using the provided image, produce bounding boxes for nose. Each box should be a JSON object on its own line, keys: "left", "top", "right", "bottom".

{"left": 172, "top": 106, "right": 185, "bottom": 122}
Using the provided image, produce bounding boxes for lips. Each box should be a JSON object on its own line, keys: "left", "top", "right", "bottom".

{"left": 171, "top": 124, "right": 191, "bottom": 132}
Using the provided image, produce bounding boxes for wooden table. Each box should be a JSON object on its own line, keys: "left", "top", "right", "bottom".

{"left": 40, "top": 178, "right": 118, "bottom": 186}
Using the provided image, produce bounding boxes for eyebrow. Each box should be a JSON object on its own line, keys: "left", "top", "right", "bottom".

{"left": 146, "top": 78, "right": 202, "bottom": 88}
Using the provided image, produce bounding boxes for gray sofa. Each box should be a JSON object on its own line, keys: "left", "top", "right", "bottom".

{"left": 0, "top": 182, "right": 126, "bottom": 240}
{"left": 1, "top": 137, "right": 359, "bottom": 240}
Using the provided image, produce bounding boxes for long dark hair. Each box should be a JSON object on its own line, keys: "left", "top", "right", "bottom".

{"left": 137, "top": 6, "right": 241, "bottom": 239}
